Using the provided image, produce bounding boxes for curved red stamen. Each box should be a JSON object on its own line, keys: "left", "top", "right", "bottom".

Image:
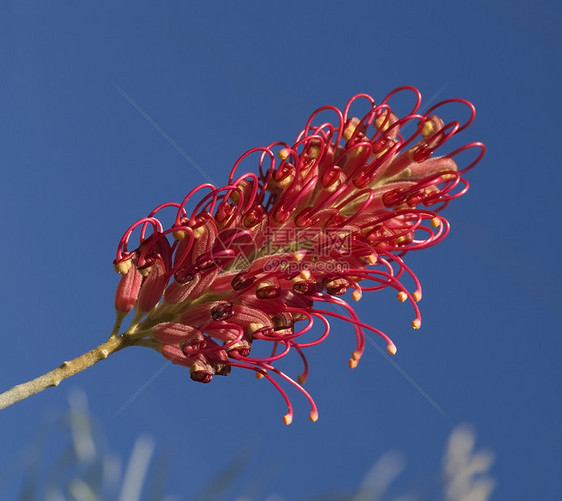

{"left": 291, "top": 312, "right": 330, "bottom": 348}
{"left": 289, "top": 343, "right": 310, "bottom": 385}
{"left": 115, "top": 217, "right": 164, "bottom": 262}
{"left": 148, "top": 201, "right": 186, "bottom": 220}
{"left": 261, "top": 363, "right": 319, "bottom": 422}
{"left": 424, "top": 98, "right": 476, "bottom": 133}
{"left": 380, "top": 86, "right": 423, "bottom": 117}
{"left": 448, "top": 141, "right": 486, "bottom": 174}
{"left": 231, "top": 341, "right": 291, "bottom": 364}
{"left": 113, "top": 87, "right": 483, "bottom": 422}
{"left": 175, "top": 183, "right": 217, "bottom": 226}
{"left": 300, "top": 104, "right": 345, "bottom": 146}
{"left": 229, "top": 146, "right": 277, "bottom": 187}
{"left": 342, "top": 93, "right": 376, "bottom": 123}
{"left": 228, "top": 361, "right": 294, "bottom": 425}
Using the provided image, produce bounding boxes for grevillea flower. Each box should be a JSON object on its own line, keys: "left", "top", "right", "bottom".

{"left": 113, "top": 87, "right": 484, "bottom": 424}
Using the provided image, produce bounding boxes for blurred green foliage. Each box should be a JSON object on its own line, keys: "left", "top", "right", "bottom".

{"left": 0, "top": 391, "right": 494, "bottom": 501}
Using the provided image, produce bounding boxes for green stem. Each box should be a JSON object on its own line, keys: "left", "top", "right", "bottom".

{"left": 0, "top": 334, "right": 136, "bottom": 411}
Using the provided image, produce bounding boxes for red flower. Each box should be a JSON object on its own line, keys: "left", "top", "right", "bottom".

{"left": 113, "top": 87, "right": 484, "bottom": 424}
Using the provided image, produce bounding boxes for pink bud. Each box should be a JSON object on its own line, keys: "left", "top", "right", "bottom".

{"left": 137, "top": 257, "right": 168, "bottom": 313}
{"left": 152, "top": 323, "right": 201, "bottom": 345}
{"left": 114, "top": 263, "right": 143, "bottom": 313}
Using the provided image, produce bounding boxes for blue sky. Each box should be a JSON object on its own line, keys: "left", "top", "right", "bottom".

{"left": 1, "top": 1, "right": 561, "bottom": 499}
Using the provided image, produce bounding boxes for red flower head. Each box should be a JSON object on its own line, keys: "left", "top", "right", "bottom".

{"left": 113, "top": 87, "right": 484, "bottom": 424}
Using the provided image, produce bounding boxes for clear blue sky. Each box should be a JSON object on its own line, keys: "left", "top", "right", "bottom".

{"left": 1, "top": 1, "right": 561, "bottom": 499}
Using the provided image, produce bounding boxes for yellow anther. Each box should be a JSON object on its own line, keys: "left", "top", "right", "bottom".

{"left": 255, "top": 372, "right": 264, "bottom": 379}
{"left": 256, "top": 280, "right": 269, "bottom": 291}
{"left": 173, "top": 229, "right": 188, "bottom": 241}
{"left": 274, "top": 174, "right": 294, "bottom": 190}
{"left": 309, "top": 411, "right": 319, "bottom": 423}
{"left": 283, "top": 414, "right": 293, "bottom": 425}
{"left": 413, "top": 290, "right": 422, "bottom": 302}
{"left": 412, "top": 319, "right": 421, "bottom": 330}
{"left": 421, "top": 120, "right": 435, "bottom": 137}
{"left": 248, "top": 322, "right": 266, "bottom": 335}
{"left": 396, "top": 235, "right": 409, "bottom": 245}
{"left": 397, "top": 291, "right": 408, "bottom": 302}
{"left": 387, "top": 343, "right": 397, "bottom": 355}
{"left": 299, "top": 269, "right": 312, "bottom": 280}
{"left": 440, "top": 173, "right": 457, "bottom": 181}
{"left": 430, "top": 217, "right": 441, "bottom": 228}
{"left": 352, "top": 289, "right": 363, "bottom": 301}
{"left": 349, "top": 145, "right": 368, "bottom": 159}
{"left": 326, "top": 180, "right": 342, "bottom": 193}
{"left": 299, "top": 164, "right": 313, "bottom": 181}
{"left": 114, "top": 259, "right": 132, "bottom": 275}
{"left": 352, "top": 350, "right": 362, "bottom": 361}
{"left": 365, "top": 253, "right": 377, "bottom": 265}
{"left": 308, "top": 145, "right": 321, "bottom": 159}
{"left": 139, "top": 266, "right": 152, "bottom": 277}
{"left": 278, "top": 148, "right": 290, "bottom": 160}
{"left": 348, "top": 358, "right": 359, "bottom": 369}
{"left": 294, "top": 250, "right": 307, "bottom": 261}
{"left": 374, "top": 114, "right": 387, "bottom": 131}
{"left": 343, "top": 117, "right": 360, "bottom": 140}
{"left": 193, "top": 225, "right": 206, "bottom": 239}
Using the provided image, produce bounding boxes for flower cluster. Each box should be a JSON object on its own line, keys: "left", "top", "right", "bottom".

{"left": 113, "top": 87, "right": 484, "bottom": 424}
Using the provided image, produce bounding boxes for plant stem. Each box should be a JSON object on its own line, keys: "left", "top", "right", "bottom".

{"left": 0, "top": 335, "right": 134, "bottom": 411}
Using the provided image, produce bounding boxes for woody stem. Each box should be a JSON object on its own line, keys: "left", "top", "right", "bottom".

{"left": 0, "top": 334, "right": 138, "bottom": 411}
